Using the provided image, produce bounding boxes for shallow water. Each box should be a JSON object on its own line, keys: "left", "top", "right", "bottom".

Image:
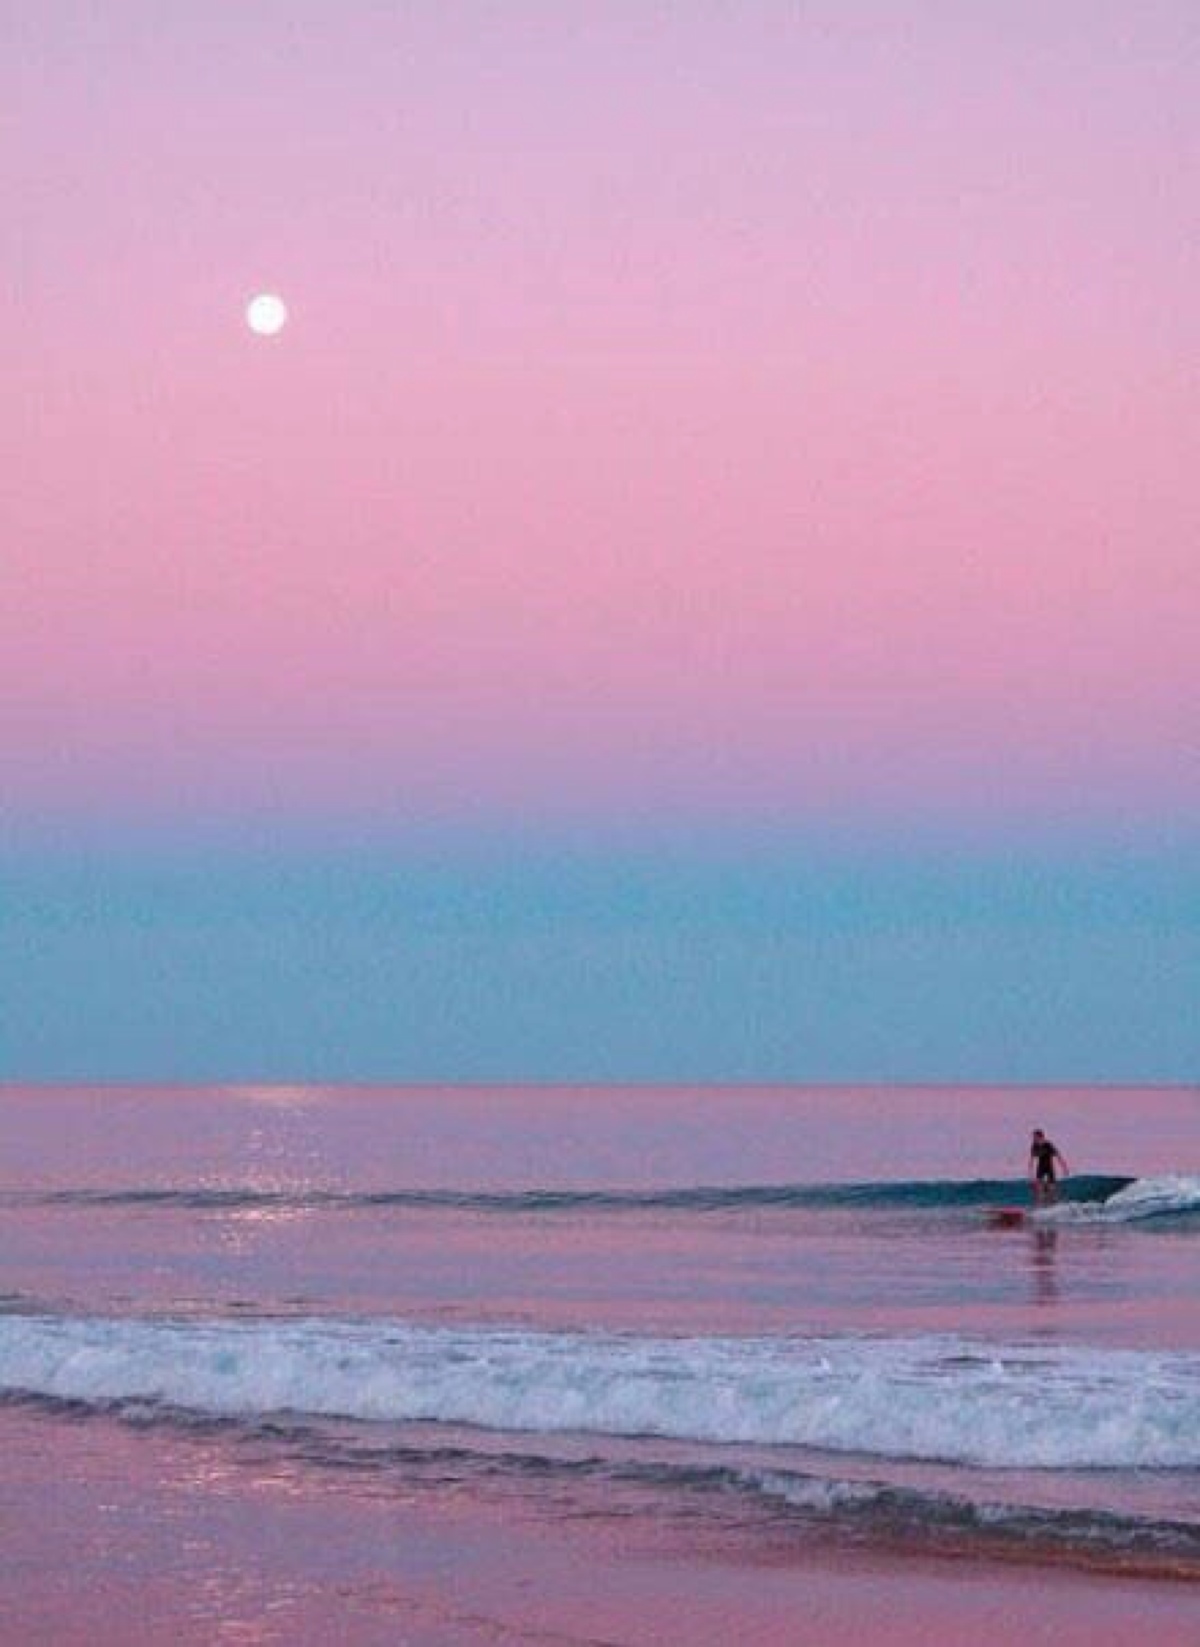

{"left": 1, "top": 1084, "right": 1198, "bottom": 1635}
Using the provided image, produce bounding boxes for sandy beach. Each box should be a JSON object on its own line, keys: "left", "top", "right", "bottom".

{"left": 4, "top": 1401, "right": 1198, "bottom": 1647}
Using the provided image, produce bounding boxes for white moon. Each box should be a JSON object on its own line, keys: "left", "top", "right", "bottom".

{"left": 246, "top": 292, "right": 288, "bottom": 336}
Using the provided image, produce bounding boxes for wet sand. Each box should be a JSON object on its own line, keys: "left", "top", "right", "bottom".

{"left": 2, "top": 1406, "right": 1195, "bottom": 1646}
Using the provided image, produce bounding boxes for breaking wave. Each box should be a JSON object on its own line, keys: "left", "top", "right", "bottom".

{"left": 1040, "top": 1175, "right": 1200, "bottom": 1228}
{"left": 3, "top": 1314, "right": 1198, "bottom": 1471}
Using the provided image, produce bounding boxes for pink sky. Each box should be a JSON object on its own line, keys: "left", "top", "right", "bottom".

{"left": 6, "top": 3, "right": 1198, "bottom": 835}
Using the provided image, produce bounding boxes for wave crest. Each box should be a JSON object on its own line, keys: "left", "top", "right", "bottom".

{"left": 3, "top": 1315, "right": 1198, "bottom": 1471}
{"left": 7, "top": 1173, "right": 1134, "bottom": 1216}
{"left": 1041, "top": 1175, "right": 1200, "bottom": 1226}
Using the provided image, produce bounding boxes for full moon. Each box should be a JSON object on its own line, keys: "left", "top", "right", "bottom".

{"left": 246, "top": 292, "right": 288, "bottom": 336}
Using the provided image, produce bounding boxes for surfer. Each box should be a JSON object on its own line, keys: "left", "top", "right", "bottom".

{"left": 1028, "top": 1129, "right": 1070, "bottom": 1205}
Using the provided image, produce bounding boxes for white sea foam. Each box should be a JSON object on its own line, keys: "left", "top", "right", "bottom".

{"left": 1041, "top": 1174, "right": 1200, "bottom": 1226}
{"left": 752, "top": 1471, "right": 882, "bottom": 1512}
{"left": 4, "top": 1316, "right": 1199, "bottom": 1469}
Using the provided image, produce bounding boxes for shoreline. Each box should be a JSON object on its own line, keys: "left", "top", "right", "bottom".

{"left": 3, "top": 1405, "right": 1197, "bottom": 1646}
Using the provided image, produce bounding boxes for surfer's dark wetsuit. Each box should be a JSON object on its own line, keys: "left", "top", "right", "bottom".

{"left": 1029, "top": 1131, "right": 1069, "bottom": 1204}
{"left": 1031, "top": 1137, "right": 1059, "bottom": 1184}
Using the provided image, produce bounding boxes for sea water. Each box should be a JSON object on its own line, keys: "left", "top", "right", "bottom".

{"left": 1, "top": 1085, "right": 1198, "bottom": 1635}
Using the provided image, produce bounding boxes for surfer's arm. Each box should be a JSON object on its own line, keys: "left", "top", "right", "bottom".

{"left": 1056, "top": 1151, "right": 1071, "bottom": 1177}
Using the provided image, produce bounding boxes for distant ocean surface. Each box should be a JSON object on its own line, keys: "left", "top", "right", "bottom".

{"left": 2, "top": 1085, "right": 1198, "bottom": 1639}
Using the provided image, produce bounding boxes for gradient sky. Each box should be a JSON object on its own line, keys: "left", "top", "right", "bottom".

{"left": 4, "top": 4, "right": 1197, "bottom": 1079}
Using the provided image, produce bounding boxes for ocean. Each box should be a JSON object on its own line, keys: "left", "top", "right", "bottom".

{"left": 1, "top": 1085, "right": 1197, "bottom": 1644}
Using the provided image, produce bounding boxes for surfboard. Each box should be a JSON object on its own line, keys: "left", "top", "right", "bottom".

{"left": 984, "top": 1206, "right": 1027, "bottom": 1228}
